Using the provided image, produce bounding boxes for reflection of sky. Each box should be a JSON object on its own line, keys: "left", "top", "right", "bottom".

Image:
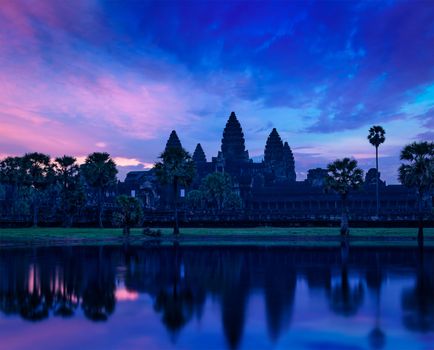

{"left": 1, "top": 1, "right": 434, "bottom": 183}
{"left": 1, "top": 269, "right": 433, "bottom": 350}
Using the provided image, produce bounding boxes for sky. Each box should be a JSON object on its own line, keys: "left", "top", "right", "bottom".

{"left": 0, "top": 0, "right": 433, "bottom": 183}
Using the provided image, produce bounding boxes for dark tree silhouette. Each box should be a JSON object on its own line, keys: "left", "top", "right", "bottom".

{"left": 398, "top": 142, "right": 434, "bottom": 246}
{"left": 367, "top": 125, "right": 386, "bottom": 217}
{"left": 200, "top": 172, "right": 241, "bottom": 211}
{"left": 155, "top": 136, "right": 195, "bottom": 235}
{"left": 326, "top": 158, "right": 364, "bottom": 235}
{"left": 81, "top": 152, "right": 118, "bottom": 228}
{"left": 401, "top": 253, "right": 434, "bottom": 333}
{"left": 53, "top": 156, "right": 84, "bottom": 227}
{"left": 21, "top": 152, "right": 54, "bottom": 227}
{"left": 113, "top": 195, "right": 143, "bottom": 236}
{"left": 328, "top": 244, "right": 364, "bottom": 317}
{"left": 0, "top": 156, "right": 25, "bottom": 216}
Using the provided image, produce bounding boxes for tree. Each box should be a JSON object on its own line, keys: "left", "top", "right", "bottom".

{"left": 81, "top": 152, "right": 118, "bottom": 228}
{"left": 53, "top": 156, "right": 85, "bottom": 227}
{"left": 398, "top": 141, "right": 434, "bottom": 245}
{"left": 0, "top": 156, "right": 23, "bottom": 185}
{"left": 367, "top": 126, "right": 386, "bottom": 217}
{"left": 326, "top": 158, "right": 364, "bottom": 235}
{"left": 21, "top": 152, "right": 54, "bottom": 227}
{"left": 200, "top": 172, "right": 233, "bottom": 211}
{"left": 113, "top": 195, "right": 143, "bottom": 236}
{"left": 155, "top": 147, "right": 195, "bottom": 235}
{"left": 186, "top": 190, "right": 204, "bottom": 211}
{"left": 0, "top": 156, "right": 26, "bottom": 217}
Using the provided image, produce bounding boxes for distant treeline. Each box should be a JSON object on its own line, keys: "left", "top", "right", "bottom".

{"left": 0, "top": 152, "right": 121, "bottom": 228}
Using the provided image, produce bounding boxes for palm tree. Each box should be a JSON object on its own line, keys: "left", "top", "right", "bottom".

{"left": 326, "top": 158, "right": 364, "bottom": 235}
{"left": 21, "top": 152, "right": 54, "bottom": 227}
{"left": 81, "top": 152, "right": 118, "bottom": 228}
{"left": 398, "top": 141, "right": 434, "bottom": 245}
{"left": 155, "top": 147, "right": 195, "bottom": 235}
{"left": 53, "top": 156, "right": 84, "bottom": 227}
{"left": 367, "top": 126, "right": 386, "bottom": 217}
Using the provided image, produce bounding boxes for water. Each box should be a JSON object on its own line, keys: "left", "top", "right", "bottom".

{"left": 0, "top": 244, "right": 433, "bottom": 350}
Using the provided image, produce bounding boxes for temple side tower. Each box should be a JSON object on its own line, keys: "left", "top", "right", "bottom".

{"left": 193, "top": 143, "right": 207, "bottom": 164}
{"left": 164, "top": 130, "right": 183, "bottom": 151}
{"left": 283, "top": 142, "right": 296, "bottom": 182}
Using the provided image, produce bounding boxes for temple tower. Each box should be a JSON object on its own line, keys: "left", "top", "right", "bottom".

{"left": 263, "top": 128, "right": 296, "bottom": 182}
{"left": 220, "top": 112, "right": 249, "bottom": 162}
{"left": 164, "top": 130, "right": 183, "bottom": 151}
{"left": 193, "top": 143, "right": 207, "bottom": 164}
{"left": 264, "top": 128, "right": 284, "bottom": 164}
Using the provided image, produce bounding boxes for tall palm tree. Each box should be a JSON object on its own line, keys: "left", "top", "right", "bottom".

{"left": 155, "top": 147, "right": 195, "bottom": 235}
{"left": 367, "top": 126, "right": 386, "bottom": 217}
{"left": 398, "top": 141, "right": 434, "bottom": 245}
{"left": 326, "top": 158, "right": 364, "bottom": 235}
{"left": 81, "top": 152, "right": 118, "bottom": 228}
{"left": 53, "top": 156, "right": 84, "bottom": 227}
{"left": 21, "top": 152, "right": 54, "bottom": 227}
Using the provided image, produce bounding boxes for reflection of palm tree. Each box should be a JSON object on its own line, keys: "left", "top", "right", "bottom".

{"left": 152, "top": 243, "right": 200, "bottom": 341}
{"left": 153, "top": 286, "right": 194, "bottom": 339}
{"left": 329, "top": 266, "right": 364, "bottom": 317}
{"left": 19, "top": 291, "right": 50, "bottom": 321}
{"left": 329, "top": 242, "right": 364, "bottom": 316}
{"left": 366, "top": 261, "right": 386, "bottom": 349}
{"left": 82, "top": 250, "right": 116, "bottom": 321}
{"left": 401, "top": 252, "right": 434, "bottom": 332}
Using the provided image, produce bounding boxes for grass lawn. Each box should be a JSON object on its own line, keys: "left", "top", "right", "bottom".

{"left": 1, "top": 227, "right": 433, "bottom": 248}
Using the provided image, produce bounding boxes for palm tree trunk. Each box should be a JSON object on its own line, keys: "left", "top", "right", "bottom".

{"left": 340, "top": 194, "right": 349, "bottom": 236}
{"left": 32, "top": 191, "right": 38, "bottom": 227}
{"left": 98, "top": 188, "right": 104, "bottom": 228}
{"left": 33, "top": 200, "right": 38, "bottom": 227}
{"left": 173, "top": 178, "right": 179, "bottom": 235}
{"left": 375, "top": 146, "right": 379, "bottom": 217}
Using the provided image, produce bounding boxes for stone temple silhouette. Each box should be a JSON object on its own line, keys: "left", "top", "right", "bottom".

{"left": 121, "top": 112, "right": 427, "bottom": 221}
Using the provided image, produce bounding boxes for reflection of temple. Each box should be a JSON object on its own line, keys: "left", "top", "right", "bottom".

{"left": 120, "top": 112, "right": 430, "bottom": 220}
{"left": 1, "top": 246, "right": 434, "bottom": 349}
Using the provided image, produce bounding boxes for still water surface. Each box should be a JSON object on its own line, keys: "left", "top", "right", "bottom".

{"left": 0, "top": 244, "right": 433, "bottom": 350}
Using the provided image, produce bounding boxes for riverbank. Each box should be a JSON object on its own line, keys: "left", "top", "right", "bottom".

{"left": 1, "top": 227, "right": 434, "bottom": 248}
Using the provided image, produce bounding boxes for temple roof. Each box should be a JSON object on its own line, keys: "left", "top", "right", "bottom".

{"left": 164, "top": 130, "right": 182, "bottom": 152}
{"left": 193, "top": 143, "right": 207, "bottom": 163}
{"left": 221, "top": 112, "right": 249, "bottom": 162}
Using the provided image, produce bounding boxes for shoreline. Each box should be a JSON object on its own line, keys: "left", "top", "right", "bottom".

{"left": 1, "top": 227, "right": 433, "bottom": 248}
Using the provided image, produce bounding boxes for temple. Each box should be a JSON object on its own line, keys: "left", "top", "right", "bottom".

{"left": 121, "top": 112, "right": 432, "bottom": 222}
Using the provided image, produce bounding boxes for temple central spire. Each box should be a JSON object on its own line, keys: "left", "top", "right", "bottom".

{"left": 221, "top": 112, "right": 249, "bottom": 162}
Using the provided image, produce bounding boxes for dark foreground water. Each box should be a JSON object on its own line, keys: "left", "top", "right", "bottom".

{"left": 0, "top": 244, "right": 433, "bottom": 350}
